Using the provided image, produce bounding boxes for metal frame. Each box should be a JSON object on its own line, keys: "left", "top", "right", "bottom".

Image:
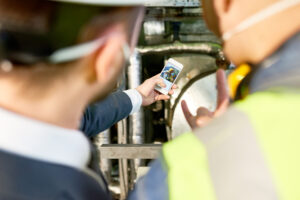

{"left": 99, "top": 144, "right": 162, "bottom": 159}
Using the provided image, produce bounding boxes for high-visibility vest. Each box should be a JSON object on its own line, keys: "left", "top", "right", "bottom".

{"left": 163, "top": 89, "right": 300, "bottom": 200}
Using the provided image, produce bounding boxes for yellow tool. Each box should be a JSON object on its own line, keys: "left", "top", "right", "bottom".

{"left": 228, "top": 64, "right": 251, "bottom": 99}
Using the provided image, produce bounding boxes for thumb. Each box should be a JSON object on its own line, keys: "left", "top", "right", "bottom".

{"left": 215, "top": 69, "right": 229, "bottom": 117}
{"left": 216, "top": 69, "right": 229, "bottom": 109}
{"left": 156, "top": 78, "right": 166, "bottom": 88}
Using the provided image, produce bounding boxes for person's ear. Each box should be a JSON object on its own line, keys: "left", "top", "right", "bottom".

{"left": 92, "top": 31, "right": 127, "bottom": 85}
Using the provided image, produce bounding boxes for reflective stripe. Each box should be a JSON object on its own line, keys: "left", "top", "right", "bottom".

{"left": 236, "top": 89, "right": 300, "bottom": 200}
{"left": 163, "top": 133, "right": 215, "bottom": 200}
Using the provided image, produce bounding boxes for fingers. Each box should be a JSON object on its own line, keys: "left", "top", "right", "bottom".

{"left": 181, "top": 101, "right": 215, "bottom": 129}
{"left": 153, "top": 73, "right": 161, "bottom": 78}
{"left": 156, "top": 78, "right": 166, "bottom": 88}
{"left": 216, "top": 69, "right": 229, "bottom": 106}
{"left": 171, "top": 84, "right": 178, "bottom": 89}
{"left": 168, "top": 90, "right": 174, "bottom": 95}
{"left": 155, "top": 94, "right": 170, "bottom": 101}
{"left": 144, "top": 74, "right": 166, "bottom": 88}
{"left": 215, "top": 69, "right": 229, "bottom": 116}
{"left": 181, "top": 100, "right": 192, "bottom": 119}
{"left": 168, "top": 84, "right": 177, "bottom": 95}
{"left": 214, "top": 100, "right": 229, "bottom": 117}
{"left": 181, "top": 100, "right": 196, "bottom": 128}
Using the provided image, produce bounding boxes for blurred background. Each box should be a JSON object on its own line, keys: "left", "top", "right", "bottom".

{"left": 92, "top": 1, "right": 231, "bottom": 199}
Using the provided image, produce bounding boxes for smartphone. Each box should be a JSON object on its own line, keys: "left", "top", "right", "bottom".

{"left": 155, "top": 58, "right": 184, "bottom": 95}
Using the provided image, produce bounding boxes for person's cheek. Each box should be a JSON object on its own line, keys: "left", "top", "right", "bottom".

{"left": 202, "top": 0, "right": 221, "bottom": 37}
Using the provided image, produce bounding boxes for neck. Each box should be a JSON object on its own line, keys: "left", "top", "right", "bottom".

{"left": 224, "top": 4, "right": 300, "bottom": 65}
{"left": 0, "top": 77, "right": 89, "bottom": 129}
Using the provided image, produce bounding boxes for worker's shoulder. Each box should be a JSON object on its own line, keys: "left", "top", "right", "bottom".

{"left": 194, "top": 89, "right": 300, "bottom": 146}
{"left": 0, "top": 149, "right": 111, "bottom": 200}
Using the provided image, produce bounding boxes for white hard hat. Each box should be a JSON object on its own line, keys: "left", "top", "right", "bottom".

{"left": 1, "top": 0, "right": 146, "bottom": 65}
{"left": 51, "top": 0, "right": 147, "bottom": 6}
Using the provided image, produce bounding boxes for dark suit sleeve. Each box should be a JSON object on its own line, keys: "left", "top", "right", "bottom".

{"left": 80, "top": 91, "right": 132, "bottom": 137}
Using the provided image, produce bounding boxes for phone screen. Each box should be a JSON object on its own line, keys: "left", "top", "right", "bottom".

{"left": 160, "top": 61, "right": 181, "bottom": 91}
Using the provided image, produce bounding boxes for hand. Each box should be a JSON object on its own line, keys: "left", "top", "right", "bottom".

{"left": 136, "top": 74, "right": 177, "bottom": 106}
{"left": 181, "top": 69, "right": 229, "bottom": 129}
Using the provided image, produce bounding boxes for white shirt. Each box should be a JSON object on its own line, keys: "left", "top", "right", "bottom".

{"left": 0, "top": 107, "right": 91, "bottom": 170}
{"left": 0, "top": 90, "right": 142, "bottom": 168}
{"left": 124, "top": 89, "right": 143, "bottom": 114}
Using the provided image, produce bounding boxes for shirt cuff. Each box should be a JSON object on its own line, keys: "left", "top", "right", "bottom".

{"left": 123, "top": 89, "right": 143, "bottom": 114}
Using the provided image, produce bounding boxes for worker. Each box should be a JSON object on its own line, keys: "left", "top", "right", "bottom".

{"left": 0, "top": 0, "right": 153, "bottom": 198}
{"left": 129, "top": 0, "right": 300, "bottom": 199}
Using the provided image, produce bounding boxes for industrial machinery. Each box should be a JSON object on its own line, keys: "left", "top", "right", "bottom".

{"left": 93, "top": 1, "right": 229, "bottom": 199}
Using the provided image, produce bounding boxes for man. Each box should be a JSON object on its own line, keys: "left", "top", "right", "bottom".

{"left": 129, "top": 0, "right": 300, "bottom": 199}
{"left": 0, "top": 0, "right": 162, "bottom": 199}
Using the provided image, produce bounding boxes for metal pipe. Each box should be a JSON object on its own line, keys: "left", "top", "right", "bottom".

{"left": 117, "top": 67, "right": 129, "bottom": 200}
{"left": 94, "top": 129, "right": 111, "bottom": 182}
{"left": 99, "top": 144, "right": 162, "bottom": 159}
{"left": 117, "top": 120, "right": 129, "bottom": 200}
{"left": 127, "top": 49, "right": 145, "bottom": 177}
{"left": 137, "top": 41, "right": 220, "bottom": 55}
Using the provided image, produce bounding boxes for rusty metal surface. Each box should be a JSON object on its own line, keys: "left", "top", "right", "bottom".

{"left": 99, "top": 144, "right": 162, "bottom": 159}
{"left": 165, "top": 54, "right": 218, "bottom": 139}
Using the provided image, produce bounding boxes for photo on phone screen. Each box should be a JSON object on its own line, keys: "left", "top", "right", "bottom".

{"left": 155, "top": 59, "right": 183, "bottom": 94}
